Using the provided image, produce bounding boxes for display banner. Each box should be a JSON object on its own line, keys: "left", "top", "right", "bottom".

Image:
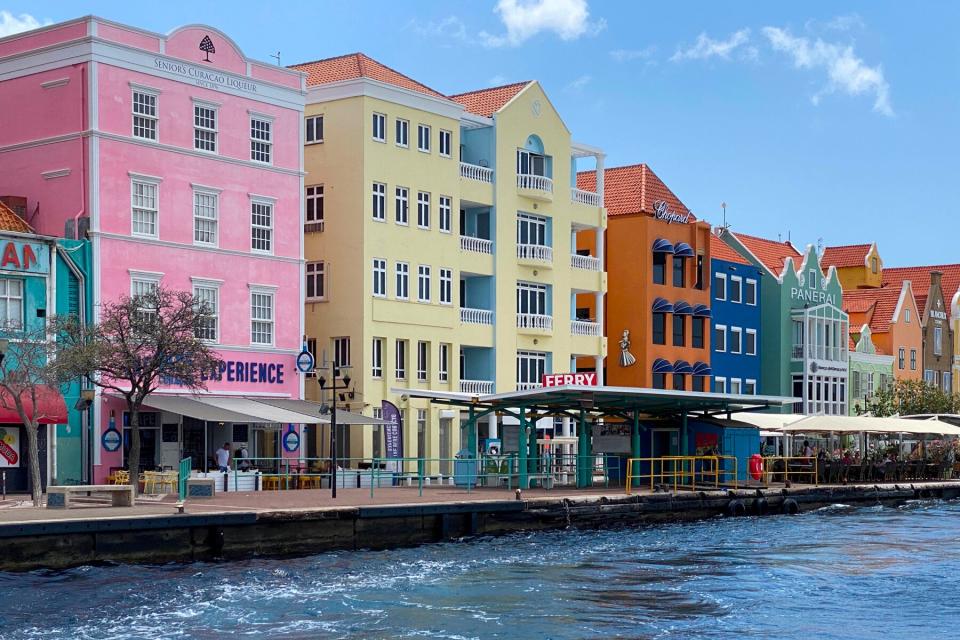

{"left": 381, "top": 400, "right": 404, "bottom": 461}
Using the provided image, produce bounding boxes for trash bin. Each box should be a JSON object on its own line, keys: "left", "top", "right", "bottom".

{"left": 454, "top": 449, "right": 478, "bottom": 487}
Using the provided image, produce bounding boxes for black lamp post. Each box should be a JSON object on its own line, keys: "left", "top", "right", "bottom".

{"left": 318, "top": 366, "right": 351, "bottom": 499}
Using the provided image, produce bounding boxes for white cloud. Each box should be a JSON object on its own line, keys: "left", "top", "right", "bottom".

{"left": 762, "top": 26, "right": 893, "bottom": 116}
{"left": 406, "top": 16, "right": 468, "bottom": 41}
{"left": 670, "top": 28, "right": 752, "bottom": 62}
{"left": 609, "top": 46, "right": 656, "bottom": 63}
{"left": 565, "top": 74, "right": 591, "bottom": 91}
{"left": 825, "top": 14, "right": 865, "bottom": 32}
{"left": 480, "top": 0, "right": 605, "bottom": 48}
{"left": 0, "top": 11, "right": 49, "bottom": 37}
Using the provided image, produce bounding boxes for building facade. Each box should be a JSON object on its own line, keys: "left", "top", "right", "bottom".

{"left": 0, "top": 18, "right": 306, "bottom": 482}
{"left": 848, "top": 326, "right": 894, "bottom": 415}
{"left": 293, "top": 55, "right": 605, "bottom": 463}
{"left": 841, "top": 282, "right": 922, "bottom": 383}
{"left": 579, "top": 164, "right": 711, "bottom": 391}
{"left": 709, "top": 233, "right": 762, "bottom": 395}
{"left": 822, "top": 243, "right": 883, "bottom": 290}
{"left": 719, "top": 231, "right": 849, "bottom": 414}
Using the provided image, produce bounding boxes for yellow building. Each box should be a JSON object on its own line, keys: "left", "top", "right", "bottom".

{"left": 291, "top": 54, "right": 606, "bottom": 466}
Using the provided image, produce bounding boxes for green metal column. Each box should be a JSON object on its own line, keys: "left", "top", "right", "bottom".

{"left": 518, "top": 407, "right": 528, "bottom": 488}
{"left": 681, "top": 412, "right": 689, "bottom": 455}
{"left": 527, "top": 412, "right": 538, "bottom": 476}
{"left": 631, "top": 410, "right": 641, "bottom": 487}
{"left": 577, "top": 409, "right": 590, "bottom": 488}
{"left": 467, "top": 406, "right": 477, "bottom": 458}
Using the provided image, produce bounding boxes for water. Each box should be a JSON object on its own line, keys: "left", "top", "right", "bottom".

{"left": 2, "top": 501, "right": 960, "bottom": 639}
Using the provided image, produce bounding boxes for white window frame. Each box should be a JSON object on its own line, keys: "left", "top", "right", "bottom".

{"left": 439, "top": 195, "right": 452, "bottom": 233}
{"left": 417, "top": 124, "right": 431, "bottom": 152}
{"left": 334, "top": 336, "right": 351, "bottom": 367}
{"left": 516, "top": 281, "right": 548, "bottom": 315}
{"left": 745, "top": 278, "right": 757, "bottom": 306}
{"left": 395, "top": 186, "right": 409, "bottom": 225}
{"left": 714, "top": 324, "right": 727, "bottom": 353}
{"left": 395, "top": 339, "right": 407, "bottom": 380}
{"left": 439, "top": 129, "right": 452, "bottom": 157}
{"left": 417, "top": 340, "right": 429, "bottom": 382}
{"left": 306, "top": 185, "right": 324, "bottom": 224}
{"left": 249, "top": 286, "right": 276, "bottom": 346}
{"left": 371, "top": 337, "right": 384, "bottom": 378}
{"left": 305, "top": 114, "right": 323, "bottom": 144}
{"left": 730, "top": 275, "right": 743, "bottom": 304}
{"left": 416, "top": 191, "right": 430, "bottom": 229}
{"left": 250, "top": 196, "right": 275, "bottom": 254}
{"left": 745, "top": 379, "right": 757, "bottom": 395}
{"left": 439, "top": 343, "right": 450, "bottom": 382}
{"left": 714, "top": 377, "right": 727, "bottom": 393}
{"left": 192, "top": 185, "right": 219, "bottom": 247}
{"left": 193, "top": 100, "right": 218, "bottom": 153}
{"left": 395, "top": 262, "right": 409, "bottom": 300}
{"left": 934, "top": 325, "right": 943, "bottom": 356}
{"left": 131, "top": 87, "right": 158, "bottom": 141}
{"left": 439, "top": 268, "right": 452, "bottom": 305}
{"left": 372, "top": 112, "right": 386, "bottom": 142}
{"left": 418, "top": 265, "right": 431, "bottom": 303}
{"left": 250, "top": 113, "right": 273, "bottom": 164}
{"left": 130, "top": 272, "right": 161, "bottom": 324}
{"left": 372, "top": 182, "right": 386, "bottom": 222}
{"left": 745, "top": 328, "right": 757, "bottom": 356}
{"left": 395, "top": 118, "right": 409, "bottom": 147}
{"left": 730, "top": 378, "right": 742, "bottom": 395}
{"left": 516, "top": 350, "right": 547, "bottom": 386}
{"left": 130, "top": 175, "right": 160, "bottom": 239}
{"left": 714, "top": 272, "right": 727, "bottom": 301}
{"left": 192, "top": 279, "right": 220, "bottom": 343}
{"left": 306, "top": 261, "right": 326, "bottom": 302}
{"left": 730, "top": 327, "right": 743, "bottom": 354}
{"left": 372, "top": 258, "right": 387, "bottom": 297}
{"left": 0, "top": 279, "right": 24, "bottom": 329}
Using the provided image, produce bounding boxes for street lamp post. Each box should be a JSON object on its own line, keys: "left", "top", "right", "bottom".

{"left": 318, "top": 365, "right": 351, "bottom": 499}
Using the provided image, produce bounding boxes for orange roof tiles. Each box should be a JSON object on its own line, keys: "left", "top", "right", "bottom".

{"left": 882, "top": 265, "right": 960, "bottom": 313}
{"left": 822, "top": 244, "right": 872, "bottom": 269}
{"left": 731, "top": 232, "right": 802, "bottom": 276}
{"left": 842, "top": 286, "right": 904, "bottom": 334}
{"left": 576, "top": 163, "right": 696, "bottom": 221}
{"left": 710, "top": 234, "right": 750, "bottom": 265}
{"left": 449, "top": 81, "right": 532, "bottom": 117}
{"left": 290, "top": 53, "right": 447, "bottom": 99}
{"left": 0, "top": 201, "right": 32, "bottom": 233}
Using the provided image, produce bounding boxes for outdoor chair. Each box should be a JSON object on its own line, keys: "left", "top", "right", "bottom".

{"left": 882, "top": 461, "right": 896, "bottom": 482}
{"left": 829, "top": 461, "right": 841, "bottom": 484}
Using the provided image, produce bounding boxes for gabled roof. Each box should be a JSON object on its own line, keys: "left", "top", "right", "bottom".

{"left": 0, "top": 201, "right": 32, "bottom": 234}
{"left": 729, "top": 232, "right": 802, "bottom": 276}
{"left": 448, "top": 81, "right": 532, "bottom": 117}
{"left": 842, "top": 286, "right": 904, "bottom": 334}
{"left": 822, "top": 243, "right": 873, "bottom": 269}
{"left": 290, "top": 52, "right": 447, "bottom": 98}
{"left": 882, "top": 265, "right": 960, "bottom": 315}
{"left": 710, "top": 233, "right": 750, "bottom": 265}
{"left": 576, "top": 163, "right": 696, "bottom": 220}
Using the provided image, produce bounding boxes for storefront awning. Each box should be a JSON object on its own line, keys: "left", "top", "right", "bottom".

{"left": 673, "top": 242, "right": 695, "bottom": 257}
{"left": 673, "top": 360, "right": 694, "bottom": 374}
{"left": 652, "top": 297, "right": 674, "bottom": 313}
{"left": 673, "top": 300, "right": 692, "bottom": 315}
{"left": 775, "top": 414, "right": 960, "bottom": 436}
{"left": 652, "top": 358, "right": 674, "bottom": 374}
{"left": 691, "top": 361, "right": 712, "bottom": 377}
{"left": 652, "top": 238, "right": 675, "bottom": 253}
{"left": 692, "top": 304, "right": 711, "bottom": 318}
{"left": 194, "top": 396, "right": 330, "bottom": 424}
{"left": 255, "top": 398, "right": 391, "bottom": 425}
{"left": 140, "top": 395, "right": 254, "bottom": 423}
{"left": 0, "top": 386, "right": 67, "bottom": 424}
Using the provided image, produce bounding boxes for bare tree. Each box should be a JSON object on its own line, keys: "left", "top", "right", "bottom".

{"left": 56, "top": 287, "right": 222, "bottom": 495}
{"left": 0, "top": 322, "right": 75, "bottom": 506}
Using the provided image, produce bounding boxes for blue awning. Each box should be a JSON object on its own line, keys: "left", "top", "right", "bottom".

{"left": 673, "top": 360, "right": 694, "bottom": 375}
{"left": 652, "top": 297, "right": 674, "bottom": 313}
{"left": 673, "top": 300, "right": 693, "bottom": 315}
{"left": 673, "top": 241, "right": 695, "bottom": 257}
{"left": 652, "top": 358, "right": 674, "bottom": 374}
{"left": 692, "top": 361, "right": 713, "bottom": 377}
{"left": 652, "top": 238, "right": 675, "bottom": 253}
{"left": 692, "top": 304, "right": 712, "bottom": 318}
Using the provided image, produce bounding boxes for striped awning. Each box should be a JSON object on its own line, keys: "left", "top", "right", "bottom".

{"left": 673, "top": 241, "right": 695, "bottom": 257}
{"left": 652, "top": 358, "right": 674, "bottom": 374}
{"left": 692, "top": 361, "right": 713, "bottom": 377}
{"left": 692, "top": 303, "right": 712, "bottom": 318}
{"left": 673, "top": 360, "right": 694, "bottom": 375}
{"left": 652, "top": 297, "right": 674, "bottom": 313}
{"left": 673, "top": 300, "right": 692, "bottom": 315}
{"left": 652, "top": 238, "right": 675, "bottom": 253}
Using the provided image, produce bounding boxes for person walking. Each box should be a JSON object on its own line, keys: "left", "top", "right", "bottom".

{"left": 216, "top": 442, "right": 231, "bottom": 472}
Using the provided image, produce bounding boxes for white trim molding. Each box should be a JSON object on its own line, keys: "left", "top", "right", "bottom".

{"left": 41, "top": 169, "right": 71, "bottom": 179}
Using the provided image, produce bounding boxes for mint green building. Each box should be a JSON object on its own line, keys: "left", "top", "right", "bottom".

{"left": 848, "top": 325, "right": 895, "bottom": 415}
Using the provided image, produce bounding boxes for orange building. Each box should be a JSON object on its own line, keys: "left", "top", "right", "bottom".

{"left": 842, "top": 282, "right": 922, "bottom": 381}
{"left": 577, "top": 164, "right": 712, "bottom": 390}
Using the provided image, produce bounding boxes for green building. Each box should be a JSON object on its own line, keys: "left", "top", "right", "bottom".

{"left": 718, "top": 230, "right": 849, "bottom": 415}
{"left": 848, "top": 325, "right": 894, "bottom": 415}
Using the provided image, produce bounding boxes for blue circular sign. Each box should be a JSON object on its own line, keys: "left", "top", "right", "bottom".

{"left": 296, "top": 348, "right": 315, "bottom": 373}
{"left": 282, "top": 426, "right": 300, "bottom": 452}
{"left": 102, "top": 428, "right": 122, "bottom": 452}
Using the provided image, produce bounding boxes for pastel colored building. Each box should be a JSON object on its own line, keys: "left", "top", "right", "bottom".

{"left": 840, "top": 282, "right": 922, "bottom": 383}
{"left": 709, "top": 233, "right": 762, "bottom": 395}
{"left": 291, "top": 53, "right": 606, "bottom": 466}
{"left": 577, "top": 164, "right": 711, "bottom": 392}
{"left": 822, "top": 243, "right": 883, "bottom": 290}
{"left": 0, "top": 17, "right": 306, "bottom": 481}
{"left": 847, "top": 326, "right": 894, "bottom": 415}
{"left": 718, "top": 231, "right": 849, "bottom": 415}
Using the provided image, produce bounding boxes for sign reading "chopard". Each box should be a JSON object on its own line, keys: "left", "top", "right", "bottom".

{"left": 153, "top": 58, "right": 259, "bottom": 93}
{"left": 653, "top": 200, "right": 690, "bottom": 225}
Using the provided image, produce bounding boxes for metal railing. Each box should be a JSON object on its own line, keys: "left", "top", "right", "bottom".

{"left": 460, "top": 307, "right": 494, "bottom": 324}
{"left": 625, "top": 456, "right": 739, "bottom": 495}
{"left": 517, "top": 382, "right": 543, "bottom": 391}
{"left": 517, "top": 243, "right": 553, "bottom": 262}
{"left": 304, "top": 220, "right": 324, "bottom": 233}
{"left": 460, "top": 379, "right": 494, "bottom": 394}
{"left": 571, "top": 319, "right": 601, "bottom": 336}
{"left": 517, "top": 312, "right": 552, "bottom": 331}
{"left": 570, "top": 253, "right": 602, "bottom": 271}
{"left": 571, "top": 187, "right": 600, "bottom": 206}
{"left": 460, "top": 235, "right": 494, "bottom": 254}
{"left": 178, "top": 457, "right": 191, "bottom": 501}
{"left": 759, "top": 456, "right": 818, "bottom": 486}
{"left": 517, "top": 173, "right": 553, "bottom": 193}
{"left": 460, "top": 162, "right": 494, "bottom": 183}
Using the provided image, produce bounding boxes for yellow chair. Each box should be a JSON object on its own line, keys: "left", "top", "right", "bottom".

{"left": 113, "top": 470, "right": 130, "bottom": 485}
{"left": 262, "top": 475, "right": 280, "bottom": 491}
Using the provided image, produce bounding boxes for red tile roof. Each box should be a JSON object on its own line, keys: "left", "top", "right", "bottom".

{"left": 576, "top": 163, "right": 696, "bottom": 221}
{"left": 882, "top": 265, "right": 960, "bottom": 314}
{"left": 842, "top": 286, "right": 905, "bottom": 334}
{"left": 449, "top": 81, "right": 532, "bottom": 117}
{"left": 821, "top": 244, "right": 872, "bottom": 269}
{"left": 290, "top": 53, "right": 447, "bottom": 98}
{"left": 710, "top": 234, "right": 750, "bottom": 265}
{"left": 730, "top": 232, "right": 802, "bottom": 276}
{"left": 0, "top": 201, "right": 32, "bottom": 233}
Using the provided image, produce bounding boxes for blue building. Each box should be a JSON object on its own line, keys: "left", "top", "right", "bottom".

{"left": 709, "top": 234, "right": 762, "bottom": 395}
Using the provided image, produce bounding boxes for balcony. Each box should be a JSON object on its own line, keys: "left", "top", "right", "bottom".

{"left": 460, "top": 379, "right": 494, "bottom": 395}
{"left": 517, "top": 382, "right": 543, "bottom": 391}
{"left": 570, "top": 253, "right": 601, "bottom": 271}
{"left": 571, "top": 320, "right": 601, "bottom": 336}
{"left": 304, "top": 220, "right": 324, "bottom": 233}
{"left": 571, "top": 188, "right": 600, "bottom": 207}
{"left": 517, "top": 173, "right": 553, "bottom": 201}
{"left": 460, "top": 162, "right": 493, "bottom": 183}
{"left": 517, "top": 243, "right": 553, "bottom": 263}
{"left": 461, "top": 307, "right": 493, "bottom": 325}
{"left": 517, "top": 313, "right": 552, "bottom": 332}
{"left": 460, "top": 235, "right": 493, "bottom": 254}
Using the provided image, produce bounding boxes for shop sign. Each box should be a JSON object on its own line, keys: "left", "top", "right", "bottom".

{"left": 199, "top": 360, "right": 286, "bottom": 385}
{"left": 652, "top": 200, "right": 690, "bottom": 225}
{"left": 282, "top": 425, "right": 300, "bottom": 452}
{"left": 0, "top": 240, "right": 48, "bottom": 274}
{"left": 154, "top": 57, "right": 259, "bottom": 93}
{"left": 101, "top": 428, "right": 121, "bottom": 452}
{"left": 791, "top": 287, "right": 837, "bottom": 306}
{"left": 930, "top": 310, "right": 948, "bottom": 320}
{"left": 0, "top": 427, "right": 19, "bottom": 467}
{"left": 809, "top": 362, "right": 847, "bottom": 374}
{"left": 296, "top": 346, "right": 315, "bottom": 374}
{"left": 381, "top": 401, "right": 403, "bottom": 460}
{"left": 542, "top": 372, "right": 598, "bottom": 387}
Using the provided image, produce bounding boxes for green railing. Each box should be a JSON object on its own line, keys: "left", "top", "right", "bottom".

{"left": 177, "top": 457, "right": 191, "bottom": 501}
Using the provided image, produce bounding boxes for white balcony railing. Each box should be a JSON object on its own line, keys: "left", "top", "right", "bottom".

{"left": 571, "top": 188, "right": 601, "bottom": 207}
{"left": 517, "top": 173, "right": 553, "bottom": 193}
{"left": 517, "top": 243, "right": 553, "bottom": 262}
{"left": 460, "top": 235, "right": 493, "bottom": 254}
{"left": 460, "top": 162, "right": 494, "bottom": 183}
{"left": 460, "top": 379, "right": 494, "bottom": 395}
{"left": 304, "top": 220, "right": 325, "bottom": 233}
{"left": 570, "top": 253, "right": 602, "bottom": 271}
{"left": 517, "top": 382, "right": 543, "bottom": 391}
{"left": 571, "top": 320, "right": 601, "bottom": 336}
{"left": 460, "top": 307, "right": 494, "bottom": 325}
{"left": 517, "top": 313, "right": 552, "bottom": 331}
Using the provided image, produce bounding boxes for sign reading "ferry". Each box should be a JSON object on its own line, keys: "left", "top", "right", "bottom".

{"left": 542, "top": 372, "right": 599, "bottom": 387}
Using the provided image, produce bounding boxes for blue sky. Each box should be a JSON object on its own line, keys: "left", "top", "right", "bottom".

{"left": 2, "top": 1, "right": 958, "bottom": 266}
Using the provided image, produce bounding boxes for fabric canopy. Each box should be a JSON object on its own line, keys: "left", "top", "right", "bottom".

{"left": 140, "top": 395, "right": 255, "bottom": 423}
{"left": 778, "top": 414, "right": 960, "bottom": 436}
{"left": 652, "top": 238, "right": 675, "bottom": 253}
{"left": 692, "top": 361, "right": 712, "bottom": 377}
{"left": 673, "top": 241, "right": 695, "bottom": 257}
{"left": 652, "top": 297, "right": 674, "bottom": 313}
{"left": 0, "top": 386, "right": 67, "bottom": 424}
{"left": 673, "top": 300, "right": 692, "bottom": 315}
{"left": 730, "top": 412, "right": 806, "bottom": 430}
{"left": 673, "top": 360, "right": 694, "bottom": 374}
{"left": 194, "top": 396, "right": 330, "bottom": 424}
{"left": 255, "top": 398, "right": 391, "bottom": 425}
{"left": 692, "top": 304, "right": 712, "bottom": 318}
{"left": 652, "top": 358, "right": 674, "bottom": 374}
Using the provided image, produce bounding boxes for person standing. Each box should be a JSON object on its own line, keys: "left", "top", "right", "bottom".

{"left": 216, "top": 442, "right": 231, "bottom": 472}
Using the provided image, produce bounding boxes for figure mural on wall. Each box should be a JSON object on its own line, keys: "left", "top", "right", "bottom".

{"left": 619, "top": 329, "right": 637, "bottom": 367}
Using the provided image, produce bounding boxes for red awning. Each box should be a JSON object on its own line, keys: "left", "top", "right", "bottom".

{"left": 0, "top": 386, "right": 68, "bottom": 424}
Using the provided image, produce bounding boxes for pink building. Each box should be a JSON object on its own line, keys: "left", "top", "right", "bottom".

{"left": 0, "top": 17, "right": 307, "bottom": 480}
